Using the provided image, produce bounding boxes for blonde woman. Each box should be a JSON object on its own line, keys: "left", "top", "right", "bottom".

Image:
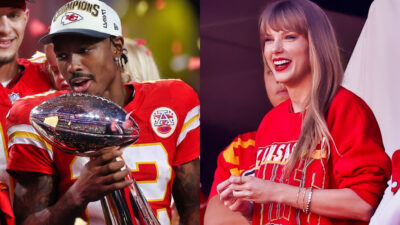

{"left": 122, "top": 39, "right": 161, "bottom": 83}
{"left": 217, "top": 0, "right": 390, "bottom": 224}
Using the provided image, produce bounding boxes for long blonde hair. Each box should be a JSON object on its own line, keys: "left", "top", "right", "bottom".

{"left": 259, "top": 0, "right": 344, "bottom": 175}
{"left": 121, "top": 39, "right": 161, "bottom": 83}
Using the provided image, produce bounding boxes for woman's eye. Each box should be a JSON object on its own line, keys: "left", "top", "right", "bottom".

{"left": 264, "top": 37, "right": 273, "bottom": 42}
{"left": 285, "top": 35, "right": 297, "bottom": 40}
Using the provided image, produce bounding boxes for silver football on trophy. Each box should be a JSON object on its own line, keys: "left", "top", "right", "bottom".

{"left": 29, "top": 93, "right": 139, "bottom": 156}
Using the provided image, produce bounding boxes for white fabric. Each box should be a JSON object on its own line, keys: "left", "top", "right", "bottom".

{"left": 7, "top": 124, "right": 54, "bottom": 160}
{"left": 369, "top": 179, "right": 400, "bottom": 224}
{"left": 343, "top": 0, "right": 400, "bottom": 158}
{"left": 177, "top": 105, "right": 200, "bottom": 146}
{"left": 7, "top": 124, "right": 38, "bottom": 137}
{"left": 342, "top": 0, "right": 400, "bottom": 223}
{"left": 49, "top": 0, "right": 122, "bottom": 37}
{"left": 1, "top": 80, "right": 11, "bottom": 87}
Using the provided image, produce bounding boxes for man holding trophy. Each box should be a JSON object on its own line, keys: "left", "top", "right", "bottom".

{"left": 6, "top": 0, "right": 200, "bottom": 225}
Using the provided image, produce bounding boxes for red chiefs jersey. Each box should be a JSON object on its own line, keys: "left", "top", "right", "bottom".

{"left": 252, "top": 87, "right": 391, "bottom": 225}
{"left": 0, "top": 58, "right": 52, "bottom": 188}
{"left": 0, "top": 58, "right": 52, "bottom": 225}
{"left": 0, "top": 59, "right": 51, "bottom": 224}
{"left": 6, "top": 79, "right": 200, "bottom": 225}
{"left": 209, "top": 131, "right": 257, "bottom": 198}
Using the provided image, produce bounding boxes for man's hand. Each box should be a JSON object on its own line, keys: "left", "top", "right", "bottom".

{"left": 13, "top": 146, "right": 133, "bottom": 225}
{"left": 70, "top": 146, "right": 133, "bottom": 206}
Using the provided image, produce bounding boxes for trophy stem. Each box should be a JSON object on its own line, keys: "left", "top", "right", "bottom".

{"left": 101, "top": 190, "right": 134, "bottom": 225}
{"left": 126, "top": 173, "right": 161, "bottom": 225}
{"left": 100, "top": 197, "right": 115, "bottom": 225}
{"left": 99, "top": 158, "right": 160, "bottom": 225}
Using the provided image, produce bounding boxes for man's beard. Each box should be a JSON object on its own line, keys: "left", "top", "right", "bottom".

{"left": 0, "top": 54, "right": 16, "bottom": 66}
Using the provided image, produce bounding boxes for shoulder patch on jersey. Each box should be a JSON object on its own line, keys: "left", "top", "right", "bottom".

{"left": 150, "top": 107, "right": 178, "bottom": 138}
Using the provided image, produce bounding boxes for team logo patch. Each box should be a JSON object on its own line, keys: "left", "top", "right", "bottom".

{"left": 8, "top": 93, "right": 20, "bottom": 104}
{"left": 150, "top": 107, "right": 178, "bottom": 138}
{"left": 61, "top": 12, "right": 83, "bottom": 25}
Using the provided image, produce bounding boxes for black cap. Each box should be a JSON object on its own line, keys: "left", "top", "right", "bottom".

{"left": 0, "top": 0, "right": 29, "bottom": 9}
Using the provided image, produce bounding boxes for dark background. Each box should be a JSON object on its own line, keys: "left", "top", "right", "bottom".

{"left": 200, "top": 0, "right": 373, "bottom": 195}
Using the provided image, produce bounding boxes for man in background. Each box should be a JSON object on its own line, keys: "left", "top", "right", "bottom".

{"left": 0, "top": 1, "right": 52, "bottom": 224}
{"left": 204, "top": 68, "right": 289, "bottom": 225}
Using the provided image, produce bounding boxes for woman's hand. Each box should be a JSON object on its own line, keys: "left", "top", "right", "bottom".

{"left": 217, "top": 176, "right": 252, "bottom": 217}
{"left": 218, "top": 174, "right": 376, "bottom": 222}
{"left": 217, "top": 175, "right": 278, "bottom": 219}
{"left": 229, "top": 176, "right": 278, "bottom": 203}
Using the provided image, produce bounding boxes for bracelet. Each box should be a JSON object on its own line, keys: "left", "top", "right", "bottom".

{"left": 303, "top": 188, "right": 313, "bottom": 213}
{"left": 302, "top": 187, "right": 307, "bottom": 211}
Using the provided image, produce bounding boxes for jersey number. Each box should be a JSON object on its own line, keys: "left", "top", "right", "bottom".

{"left": 71, "top": 143, "right": 172, "bottom": 225}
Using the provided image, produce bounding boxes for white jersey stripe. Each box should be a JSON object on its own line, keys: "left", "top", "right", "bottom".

{"left": 183, "top": 105, "right": 200, "bottom": 124}
{"left": 177, "top": 105, "right": 200, "bottom": 146}
{"left": 7, "top": 124, "right": 38, "bottom": 137}
{"left": 20, "top": 89, "right": 57, "bottom": 100}
{"left": 8, "top": 126, "right": 53, "bottom": 160}
{"left": 28, "top": 51, "right": 47, "bottom": 63}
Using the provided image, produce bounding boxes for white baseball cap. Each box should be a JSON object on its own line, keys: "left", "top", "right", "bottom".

{"left": 40, "top": 0, "right": 122, "bottom": 44}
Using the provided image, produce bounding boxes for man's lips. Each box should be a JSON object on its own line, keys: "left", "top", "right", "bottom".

{"left": 0, "top": 38, "right": 15, "bottom": 49}
{"left": 69, "top": 73, "right": 95, "bottom": 93}
{"left": 68, "top": 72, "right": 94, "bottom": 92}
{"left": 71, "top": 79, "right": 92, "bottom": 93}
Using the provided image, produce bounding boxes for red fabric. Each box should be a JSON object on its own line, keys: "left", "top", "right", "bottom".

{"left": 0, "top": 58, "right": 52, "bottom": 148}
{"left": 0, "top": 183, "right": 14, "bottom": 225}
{"left": 208, "top": 131, "right": 257, "bottom": 198}
{"left": 7, "top": 80, "right": 199, "bottom": 225}
{"left": 0, "top": 58, "right": 52, "bottom": 225}
{"left": 5, "top": 68, "right": 24, "bottom": 89}
{"left": 253, "top": 87, "right": 391, "bottom": 225}
{"left": 391, "top": 150, "right": 400, "bottom": 194}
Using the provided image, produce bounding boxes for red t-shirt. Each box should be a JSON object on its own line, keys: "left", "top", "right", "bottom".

{"left": 7, "top": 80, "right": 199, "bottom": 225}
{"left": 209, "top": 131, "right": 257, "bottom": 198}
{"left": 253, "top": 87, "right": 391, "bottom": 225}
